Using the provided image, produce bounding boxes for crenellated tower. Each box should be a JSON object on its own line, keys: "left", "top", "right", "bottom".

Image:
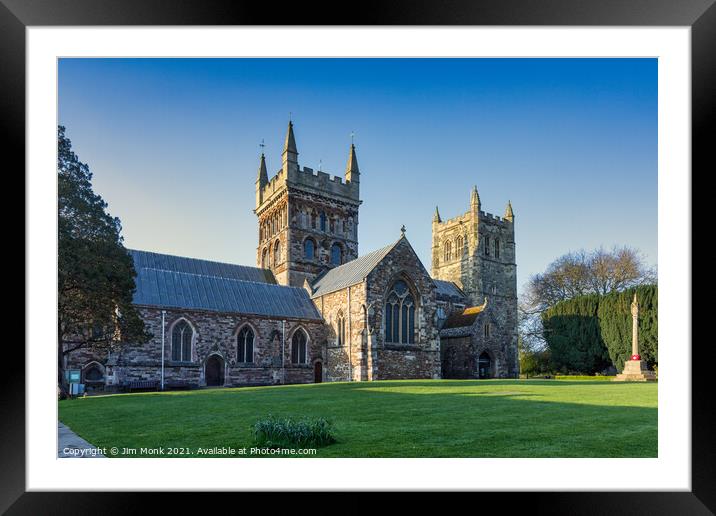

{"left": 255, "top": 121, "right": 362, "bottom": 286}
{"left": 431, "top": 186, "right": 516, "bottom": 306}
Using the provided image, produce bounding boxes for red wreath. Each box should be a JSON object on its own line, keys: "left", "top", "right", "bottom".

{"left": 631, "top": 354, "right": 641, "bottom": 361}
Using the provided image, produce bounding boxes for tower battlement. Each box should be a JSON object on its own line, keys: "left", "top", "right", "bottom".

{"left": 254, "top": 121, "right": 362, "bottom": 287}
{"left": 431, "top": 186, "right": 516, "bottom": 305}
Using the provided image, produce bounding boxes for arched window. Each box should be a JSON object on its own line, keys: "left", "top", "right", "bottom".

{"left": 484, "top": 322, "right": 491, "bottom": 338}
{"left": 304, "top": 239, "right": 315, "bottom": 260}
{"left": 83, "top": 363, "right": 104, "bottom": 383}
{"left": 494, "top": 239, "right": 500, "bottom": 259}
{"left": 291, "top": 329, "right": 308, "bottom": 364}
{"left": 261, "top": 248, "right": 267, "bottom": 268}
{"left": 329, "top": 217, "right": 335, "bottom": 233}
{"left": 237, "top": 325, "right": 254, "bottom": 363}
{"left": 171, "top": 319, "right": 193, "bottom": 362}
{"left": 311, "top": 210, "right": 317, "bottom": 229}
{"left": 331, "top": 243, "right": 342, "bottom": 265}
{"left": 484, "top": 236, "right": 490, "bottom": 256}
{"left": 274, "top": 240, "right": 281, "bottom": 266}
{"left": 444, "top": 241, "right": 452, "bottom": 262}
{"left": 456, "top": 236, "right": 463, "bottom": 255}
{"left": 384, "top": 279, "right": 416, "bottom": 344}
{"left": 320, "top": 211, "right": 327, "bottom": 231}
{"left": 336, "top": 312, "right": 345, "bottom": 347}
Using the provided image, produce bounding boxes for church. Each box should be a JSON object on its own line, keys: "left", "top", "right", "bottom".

{"left": 66, "top": 122, "right": 519, "bottom": 390}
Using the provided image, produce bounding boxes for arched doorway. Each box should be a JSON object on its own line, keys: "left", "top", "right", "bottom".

{"left": 314, "top": 361, "right": 323, "bottom": 383}
{"left": 478, "top": 352, "right": 492, "bottom": 379}
{"left": 205, "top": 355, "right": 225, "bottom": 387}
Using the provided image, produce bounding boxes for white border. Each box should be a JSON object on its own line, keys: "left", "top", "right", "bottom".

{"left": 27, "top": 27, "right": 690, "bottom": 491}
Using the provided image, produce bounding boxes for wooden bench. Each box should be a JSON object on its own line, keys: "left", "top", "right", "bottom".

{"left": 125, "top": 380, "right": 159, "bottom": 392}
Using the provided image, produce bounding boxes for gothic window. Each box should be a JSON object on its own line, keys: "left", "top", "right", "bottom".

{"left": 311, "top": 210, "right": 317, "bottom": 229}
{"left": 320, "top": 211, "right": 327, "bottom": 231}
{"left": 331, "top": 243, "right": 342, "bottom": 265}
{"left": 261, "top": 248, "right": 268, "bottom": 268}
{"left": 456, "top": 236, "right": 463, "bottom": 255}
{"left": 83, "top": 363, "right": 103, "bottom": 382}
{"left": 484, "top": 236, "right": 490, "bottom": 256}
{"left": 274, "top": 240, "right": 281, "bottom": 265}
{"left": 237, "top": 326, "right": 254, "bottom": 363}
{"left": 171, "top": 319, "right": 193, "bottom": 362}
{"left": 304, "top": 238, "right": 315, "bottom": 260}
{"left": 444, "top": 241, "right": 452, "bottom": 262}
{"left": 330, "top": 217, "right": 335, "bottom": 233}
{"left": 336, "top": 312, "right": 345, "bottom": 346}
{"left": 384, "top": 279, "right": 416, "bottom": 344}
{"left": 494, "top": 239, "right": 500, "bottom": 259}
{"left": 484, "top": 322, "right": 491, "bottom": 338}
{"left": 291, "top": 328, "right": 308, "bottom": 364}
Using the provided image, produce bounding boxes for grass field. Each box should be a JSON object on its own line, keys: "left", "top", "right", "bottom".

{"left": 58, "top": 379, "right": 657, "bottom": 458}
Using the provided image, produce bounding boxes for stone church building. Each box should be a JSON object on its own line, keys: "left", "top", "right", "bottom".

{"left": 65, "top": 122, "right": 518, "bottom": 390}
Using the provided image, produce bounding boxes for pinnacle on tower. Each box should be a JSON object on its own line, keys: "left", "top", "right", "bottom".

{"left": 282, "top": 120, "right": 298, "bottom": 167}
{"left": 504, "top": 200, "right": 514, "bottom": 222}
{"left": 256, "top": 152, "right": 268, "bottom": 186}
{"left": 470, "top": 185, "right": 481, "bottom": 207}
{"left": 433, "top": 205, "right": 442, "bottom": 223}
{"left": 345, "top": 143, "right": 360, "bottom": 183}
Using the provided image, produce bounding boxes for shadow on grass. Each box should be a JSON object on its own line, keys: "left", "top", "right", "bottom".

{"left": 58, "top": 379, "right": 657, "bottom": 458}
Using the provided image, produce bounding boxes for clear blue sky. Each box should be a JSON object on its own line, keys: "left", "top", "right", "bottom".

{"left": 58, "top": 58, "right": 657, "bottom": 296}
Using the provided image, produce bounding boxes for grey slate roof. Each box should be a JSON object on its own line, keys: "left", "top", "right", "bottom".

{"left": 433, "top": 279, "right": 467, "bottom": 300}
{"left": 129, "top": 249, "right": 321, "bottom": 320}
{"left": 130, "top": 249, "right": 276, "bottom": 284}
{"left": 310, "top": 240, "right": 399, "bottom": 298}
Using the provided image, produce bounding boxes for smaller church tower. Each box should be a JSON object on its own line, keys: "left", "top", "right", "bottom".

{"left": 255, "top": 121, "right": 362, "bottom": 286}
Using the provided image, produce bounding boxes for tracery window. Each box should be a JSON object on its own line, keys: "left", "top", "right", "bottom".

{"left": 237, "top": 326, "right": 254, "bottom": 363}
{"left": 171, "top": 319, "right": 193, "bottom": 362}
{"left": 384, "top": 279, "right": 416, "bottom": 344}
{"left": 444, "top": 241, "right": 452, "bottom": 262}
{"left": 291, "top": 328, "right": 308, "bottom": 364}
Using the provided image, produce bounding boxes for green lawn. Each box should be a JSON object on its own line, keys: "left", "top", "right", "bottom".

{"left": 58, "top": 379, "right": 657, "bottom": 458}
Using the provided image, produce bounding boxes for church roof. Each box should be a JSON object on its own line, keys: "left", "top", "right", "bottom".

{"left": 440, "top": 302, "right": 488, "bottom": 337}
{"left": 129, "top": 250, "right": 321, "bottom": 320}
{"left": 433, "top": 279, "right": 467, "bottom": 300}
{"left": 130, "top": 249, "right": 276, "bottom": 284}
{"left": 309, "top": 240, "right": 399, "bottom": 298}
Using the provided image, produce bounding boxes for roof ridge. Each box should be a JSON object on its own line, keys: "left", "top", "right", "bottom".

{"left": 128, "top": 248, "right": 265, "bottom": 271}
{"left": 139, "top": 266, "right": 308, "bottom": 291}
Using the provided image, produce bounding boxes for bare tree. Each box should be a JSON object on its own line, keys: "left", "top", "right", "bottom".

{"left": 518, "top": 245, "right": 656, "bottom": 349}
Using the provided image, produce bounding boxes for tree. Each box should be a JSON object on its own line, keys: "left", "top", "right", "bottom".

{"left": 519, "top": 246, "right": 656, "bottom": 349}
{"left": 541, "top": 294, "right": 611, "bottom": 374}
{"left": 598, "top": 285, "right": 658, "bottom": 372}
{"left": 58, "top": 126, "right": 150, "bottom": 395}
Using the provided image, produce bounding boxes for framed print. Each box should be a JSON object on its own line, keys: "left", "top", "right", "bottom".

{"left": 7, "top": 0, "right": 713, "bottom": 511}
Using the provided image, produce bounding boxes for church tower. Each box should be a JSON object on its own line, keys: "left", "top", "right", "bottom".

{"left": 431, "top": 186, "right": 516, "bottom": 306}
{"left": 255, "top": 121, "right": 362, "bottom": 287}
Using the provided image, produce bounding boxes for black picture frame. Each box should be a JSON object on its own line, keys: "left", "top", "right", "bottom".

{"left": 6, "top": 0, "right": 711, "bottom": 512}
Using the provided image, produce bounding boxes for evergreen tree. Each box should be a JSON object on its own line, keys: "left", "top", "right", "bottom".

{"left": 597, "top": 285, "right": 658, "bottom": 371}
{"left": 58, "top": 126, "right": 150, "bottom": 394}
{"left": 541, "top": 294, "right": 611, "bottom": 374}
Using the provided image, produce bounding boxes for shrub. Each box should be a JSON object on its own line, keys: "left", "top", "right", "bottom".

{"left": 252, "top": 414, "right": 336, "bottom": 448}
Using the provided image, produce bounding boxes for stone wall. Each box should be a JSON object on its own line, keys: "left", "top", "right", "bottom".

{"left": 366, "top": 237, "right": 441, "bottom": 380}
{"left": 66, "top": 306, "right": 327, "bottom": 389}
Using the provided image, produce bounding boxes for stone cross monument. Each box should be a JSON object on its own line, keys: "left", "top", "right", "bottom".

{"left": 614, "top": 293, "right": 656, "bottom": 381}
